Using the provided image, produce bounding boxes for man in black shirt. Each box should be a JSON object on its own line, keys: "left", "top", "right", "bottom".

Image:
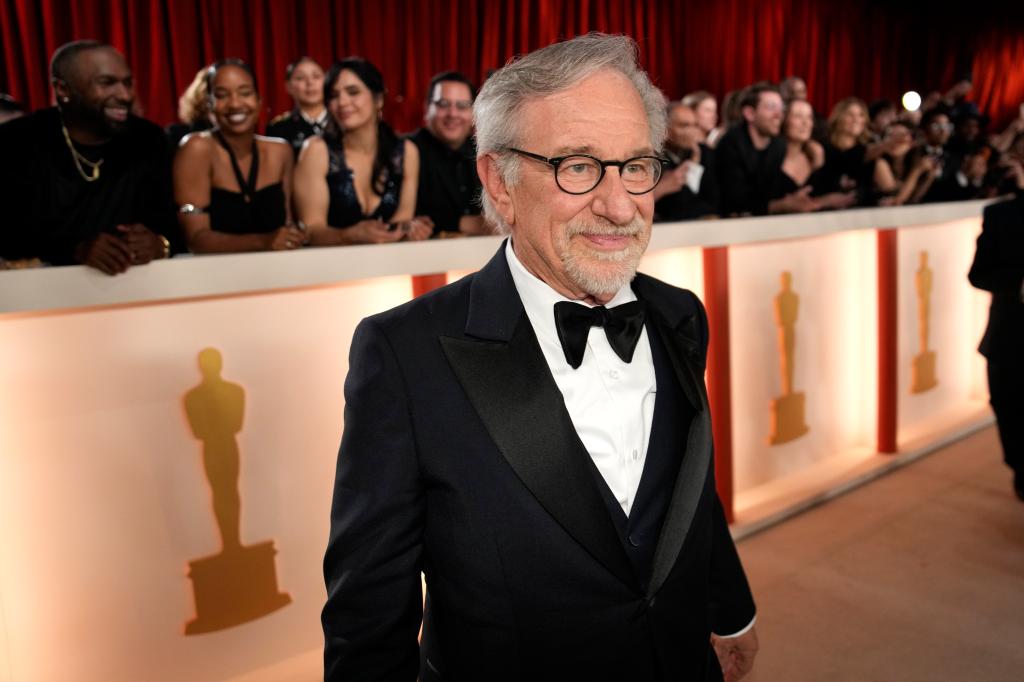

{"left": 715, "top": 84, "right": 786, "bottom": 216}
{"left": 0, "top": 40, "right": 176, "bottom": 274}
{"left": 407, "top": 71, "right": 487, "bottom": 237}
{"left": 266, "top": 57, "right": 327, "bottom": 157}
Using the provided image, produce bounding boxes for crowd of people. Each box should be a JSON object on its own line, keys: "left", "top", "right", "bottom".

{"left": 1, "top": 40, "right": 1023, "bottom": 275}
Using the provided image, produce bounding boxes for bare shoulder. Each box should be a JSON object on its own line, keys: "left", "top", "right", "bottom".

{"left": 297, "top": 135, "right": 328, "bottom": 167}
{"left": 256, "top": 134, "right": 292, "bottom": 157}
{"left": 179, "top": 130, "right": 215, "bottom": 154}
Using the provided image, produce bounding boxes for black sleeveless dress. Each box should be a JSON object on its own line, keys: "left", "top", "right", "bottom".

{"left": 207, "top": 132, "right": 286, "bottom": 234}
{"left": 209, "top": 184, "right": 286, "bottom": 234}
{"left": 325, "top": 137, "right": 405, "bottom": 229}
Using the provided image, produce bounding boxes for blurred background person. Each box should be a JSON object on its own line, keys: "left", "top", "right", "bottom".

{"left": 868, "top": 99, "right": 898, "bottom": 143}
{"left": 173, "top": 59, "right": 300, "bottom": 253}
{"left": 266, "top": 57, "right": 327, "bottom": 158}
{"left": 0, "top": 40, "right": 176, "bottom": 274}
{"left": 913, "top": 106, "right": 958, "bottom": 202}
{"left": 819, "top": 97, "right": 873, "bottom": 202}
{"left": 166, "top": 65, "right": 214, "bottom": 154}
{"left": 408, "top": 70, "right": 486, "bottom": 237}
{"left": 716, "top": 83, "right": 785, "bottom": 216}
{"left": 873, "top": 120, "right": 938, "bottom": 205}
{"left": 681, "top": 90, "right": 720, "bottom": 147}
{"left": 0, "top": 93, "right": 25, "bottom": 124}
{"left": 293, "top": 57, "right": 431, "bottom": 245}
{"left": 654, "top": 100, "right": 718, "bottom": 220}
{"left": 767, "top": 99, "right": 855, "bottom": 214}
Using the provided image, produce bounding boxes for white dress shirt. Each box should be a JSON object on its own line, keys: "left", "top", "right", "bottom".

{"left": 505, "top": 240, "right": 756, "bottom": 639}
{"left": 506, "top": 240, "right": 655, "bottom": 516}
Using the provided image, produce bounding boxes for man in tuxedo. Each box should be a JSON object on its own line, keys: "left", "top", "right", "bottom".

{"left": 968, "top": 157, "right": 1024, "bottom": 500}
{"left": 714, "top": 84, "right": 786, "bottom": 216}
{"left": 323, "top": 33, "right": 758, "bottom": 681}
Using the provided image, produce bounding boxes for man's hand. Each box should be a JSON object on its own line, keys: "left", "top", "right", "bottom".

{"left": 711, "top": 625, "right": 759, "bottom": 682}
{"left": 76, "top": 232, "right": 134, "bottom": 275}
{"left": 117, "top": 223, "right": 166, "bottom": 264}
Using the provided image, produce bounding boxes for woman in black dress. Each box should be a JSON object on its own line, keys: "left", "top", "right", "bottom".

{"left": 767, "top": 99, "right": 855, "bottom": 214}
{"left": 293, "top": 58, "right": 432, "bottom": 245}
{"left": 174, "top": 59, "right": 303, "bottom": 253}
{"left": 820, "top": 97, "right": 874, "bottom": 202}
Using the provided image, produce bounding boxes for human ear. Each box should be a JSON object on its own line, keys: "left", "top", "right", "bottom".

{"left": 477, "top": 154, "right": 515, "bottom": 226}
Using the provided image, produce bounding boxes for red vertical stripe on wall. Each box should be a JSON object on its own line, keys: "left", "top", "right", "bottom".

{"left": 702, "top": 246, "right": 734, "bottom": 523}
{"left": 877, "top": 229, "right": 899, "bottom": 454}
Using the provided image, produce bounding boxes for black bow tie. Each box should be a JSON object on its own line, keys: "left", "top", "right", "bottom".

{"left": 553, "top": 300, "right": 647, "bottom": 369}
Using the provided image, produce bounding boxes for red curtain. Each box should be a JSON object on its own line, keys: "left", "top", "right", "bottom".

{"left": 2, "top": 0, "right": 1023, "bottom": 133}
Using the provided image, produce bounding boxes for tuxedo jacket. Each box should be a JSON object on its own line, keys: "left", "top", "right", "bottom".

{"left": 969, "top": 195, "right": 1024, "bottom": 367}
{"left": 322, "top": 243, "right": 756, "bottom": 681}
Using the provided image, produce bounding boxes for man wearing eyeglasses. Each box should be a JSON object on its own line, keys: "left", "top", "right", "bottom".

{"left": 323, "top": 33, "right": 758, "bottom": 682}
{"left": 408, "top": 71, "right": 487, "bottom": 237}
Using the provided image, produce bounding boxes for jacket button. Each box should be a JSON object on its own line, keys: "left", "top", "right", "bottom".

{"left": 628, "top": 534, "right": 640, "bottom": 548}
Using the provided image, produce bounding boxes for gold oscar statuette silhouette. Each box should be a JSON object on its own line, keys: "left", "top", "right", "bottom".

{"left": 911, "top": 250, "right": 938, "bottom": 393}
{"left": 769, "top": 271, "right": 810, "bottom": 445}
{"left": 182, "top": 348, "right": 290, "bottom": 635}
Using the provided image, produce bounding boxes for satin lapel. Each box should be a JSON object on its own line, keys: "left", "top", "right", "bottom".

{"left": 645, "top": 310, "right": 713, "bottom": 599}
{"left": 439, "top": 249, "right": 636, "bottom": 590}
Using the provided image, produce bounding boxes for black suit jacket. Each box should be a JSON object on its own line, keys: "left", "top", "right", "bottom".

{"left": 969, "top": 195, "right": 1024, "bottom": 366}
{"left": 322, "top": 243, "right": 756, "bottom": 681}
{"left": 714, "top": 123, "right": 785, "bottom": 216}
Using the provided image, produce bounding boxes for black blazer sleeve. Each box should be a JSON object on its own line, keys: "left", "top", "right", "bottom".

{"left": 969, "top": 200, "right": 1024, "bottom": 295}
{"left": 708, "top": 494, "right": 756, "bottom": 634}
{"left": 322, "top": 317, "right": 425, "bottom": 682}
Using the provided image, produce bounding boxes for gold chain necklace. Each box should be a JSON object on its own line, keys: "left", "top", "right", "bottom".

{"left": 61, "top": 123, "right": 104, "bottom": 182}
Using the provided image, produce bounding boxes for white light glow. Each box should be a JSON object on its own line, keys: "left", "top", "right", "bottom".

{"left": 902, "top": 90, "right": 922, "bottom": 112}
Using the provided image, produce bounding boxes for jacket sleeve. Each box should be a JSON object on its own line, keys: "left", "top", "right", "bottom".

{"left": 322, "top": 317, "right": 425, "bottom": 682}
{"left": 968, "top": 202, "right": 1024, "bottom": 296}
{"left": 708, "top": 494, "right": 756, "bottom": 635}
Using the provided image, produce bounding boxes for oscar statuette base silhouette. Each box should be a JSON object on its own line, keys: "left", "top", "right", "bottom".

{"left": 185, "top": 541, "right": 292, "bottom": 635}
{"left": 911, "top": 350, "right": 938, "bottom": 393}
{"left": 769, "top": 391, "right": 810, "bottom": 445}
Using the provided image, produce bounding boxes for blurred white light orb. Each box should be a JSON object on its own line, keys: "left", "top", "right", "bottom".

{"left": 902, "top": 91, "right": 922, "bottom": 112}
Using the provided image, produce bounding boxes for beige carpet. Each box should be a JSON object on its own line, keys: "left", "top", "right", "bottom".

{"left": 737, "top": 426, "right": 1024, "bottom": 682}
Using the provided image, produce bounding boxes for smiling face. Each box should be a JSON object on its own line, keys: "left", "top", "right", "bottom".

{"left": 60, "top": 47, "right": 135, "bottom": 136}
{"left": 327, "top": 69, "right": 382, "bottom": 133}
{"left": 747, "top": 91, "right": 784, "bottom": 138}
{"left": 784, "top": 100, "right": 814, "bottom": 143}
{"left": 210, "top": 65, "right": 260, "bottom": 135}
{"left": 286, "top": 59, "right": 324, "bottom": 109}
{"left": 838, "top": 102, "right": 867, "bottom": 138}
{"left": 426, "top": 80, "right": 474, "bottom": 149}
{"left": 500, "top": 69, "right": 655, "bottom": 301}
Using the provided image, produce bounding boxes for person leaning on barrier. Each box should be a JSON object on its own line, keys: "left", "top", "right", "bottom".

{"left": 0, "top": 40, "right": 177, "bottom": 274}
{"left": 173, "top": 59, "right": 301, "bottom": 253}
{"left": 408, "top": 70, "right": 489, "bottom": 237}
{"left": 293, "top": 57, "right": 433, "bottom": 245}
{"left": 322, "top": 32, "right": 758, "bottom": 682}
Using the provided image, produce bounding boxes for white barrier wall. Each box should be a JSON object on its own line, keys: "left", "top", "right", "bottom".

{"left": 0, "top": 201, "right": 995, "bottom": 681}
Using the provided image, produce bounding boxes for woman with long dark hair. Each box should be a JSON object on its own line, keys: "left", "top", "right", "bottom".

{"left": 293, "top": 58, "right": 432, "bottom": 245}
{"left": 174, "top": 59, "right": 303, "bottom": 252}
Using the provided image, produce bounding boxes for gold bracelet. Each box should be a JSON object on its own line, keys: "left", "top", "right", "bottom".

{"left": 158, "top": 235, "right": 171, "bottom": 259}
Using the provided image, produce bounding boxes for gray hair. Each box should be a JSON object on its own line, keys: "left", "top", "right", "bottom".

{"left": 474, "top": 33, "right": 667, "bottom": 232}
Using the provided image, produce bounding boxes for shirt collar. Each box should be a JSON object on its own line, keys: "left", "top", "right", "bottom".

{"left": 300, "top": 109, "right": 328, "bottom": 127}
{"left": 504, "top": 238, "right": 636, "bottom": 343}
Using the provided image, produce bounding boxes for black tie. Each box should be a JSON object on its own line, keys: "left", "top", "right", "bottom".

{"left": 553, "top": 300, "right": 647, "bottom": 370}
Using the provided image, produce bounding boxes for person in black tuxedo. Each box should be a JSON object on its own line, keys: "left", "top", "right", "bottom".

{"left": 968, "top": 162, "right": 1024, "bottom": 500}
{"left": 714, "top": 84, "right": 786, "bottom": 216}
{"left": 322, "top": 34, "right": 758, "bottom": 682}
